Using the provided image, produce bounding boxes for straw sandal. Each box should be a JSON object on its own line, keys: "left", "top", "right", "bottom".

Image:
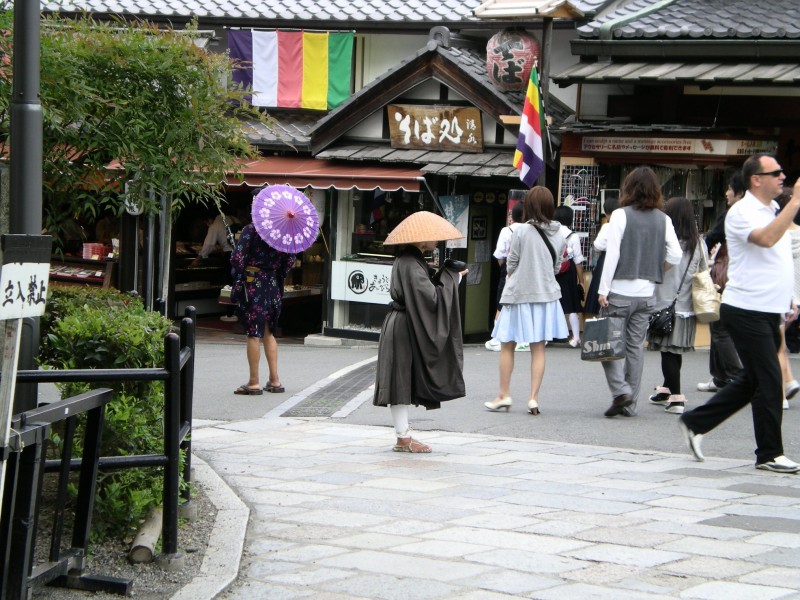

{"left": 234, "top": 384, "right": 263, "bottom": 396}
{"left": 393, "top": 438, "right": 431, "bottom": 453}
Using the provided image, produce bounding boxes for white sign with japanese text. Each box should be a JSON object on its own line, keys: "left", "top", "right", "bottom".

{"left": 0, "top": 261, "right": 49, "bottom": 319}
{"left": 331, "top": 260, "right": 393, "bottom": 305}
{"left": 581, "top": 136, "right": 779, "bottom": 156}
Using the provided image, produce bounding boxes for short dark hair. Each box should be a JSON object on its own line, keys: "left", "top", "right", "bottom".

{"left": 728, "top": 171, "right": 745, "bottom": 198}
{"left": 511, "top": 201, "right": 524, "bottom": 223}
{"left": 620, "top": 166, "right": 663, "bottom": 211}
{"left": 552, "top": 205, "right": 574, "bottom": 227}
{"left": 603, "top": 195, "right": 619, "bottom": 216}
{"left": 522, "top": 186, "right": 555, "bottom": 224}
{"left": 741, "top": 153, "right": 773, "bottom": 190}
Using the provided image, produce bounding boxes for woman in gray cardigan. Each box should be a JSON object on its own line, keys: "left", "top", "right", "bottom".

{"left": 647, "top": 197, "right": 706, "bottom": 415}
{"left": 484, "top": 186, "right": 569, "bottom": 415}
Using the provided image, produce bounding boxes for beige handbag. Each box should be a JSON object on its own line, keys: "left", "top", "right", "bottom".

{"left": 692, "top": 251, "right": 720, "bottom": 323}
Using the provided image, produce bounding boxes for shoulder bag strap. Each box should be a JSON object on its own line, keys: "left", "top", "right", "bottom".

{"left": 672, "top": 250, "right": 693, "bottom": 301}
{"left": 533, "top": 223, "right": 557, "bottom": 266}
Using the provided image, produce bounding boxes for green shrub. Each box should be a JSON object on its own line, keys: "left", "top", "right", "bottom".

{"left": 40, "top": 288, "right": 178, "bottom": 540}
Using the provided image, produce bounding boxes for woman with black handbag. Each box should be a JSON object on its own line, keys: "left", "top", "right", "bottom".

{"left": 597, "top": 167, "right": 683, "bottom": 418}
{"left": 647, "top": 197, "right": 706, "bottom": 415}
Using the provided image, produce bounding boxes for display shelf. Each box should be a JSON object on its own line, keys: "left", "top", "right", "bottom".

{"left": 49, "top": 257, "right": 117, "bottom": 289}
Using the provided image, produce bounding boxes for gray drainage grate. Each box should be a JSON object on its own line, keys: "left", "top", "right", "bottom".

{"left": 282, "top": 361, "right": 377, "bottom": 417}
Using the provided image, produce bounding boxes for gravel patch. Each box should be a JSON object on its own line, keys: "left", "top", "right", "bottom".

{"left": 30, "top": 479, "right": 218, "bottom": 599}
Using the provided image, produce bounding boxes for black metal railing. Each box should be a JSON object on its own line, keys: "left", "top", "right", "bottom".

{"left": 0, "top": 307, "right": 196, "bottom": 599}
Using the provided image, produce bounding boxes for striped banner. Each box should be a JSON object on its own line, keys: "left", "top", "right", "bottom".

{"left": 513, "top": 65, "right": 545, "bottom": 187}
{"left": 228, "top": 29, "right": 354, "bottom": 111}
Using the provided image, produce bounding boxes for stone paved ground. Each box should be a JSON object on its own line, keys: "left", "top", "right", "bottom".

{"left": 193, "top": 418, "right": 800, "bottom": 600}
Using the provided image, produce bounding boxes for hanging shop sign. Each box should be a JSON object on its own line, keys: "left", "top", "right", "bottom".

{"left": 581, "top": 136, "right": 778, "bottom": 157}
{"left": 388, "top": 105, "right": 483, "bottom": 153}
{"left": 0, "top": 235, "right": 51, "bottom": 320}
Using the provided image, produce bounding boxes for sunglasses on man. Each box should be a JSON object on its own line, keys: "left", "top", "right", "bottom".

{"left": 755, "top": 169, "right": 784, "bottom": 177}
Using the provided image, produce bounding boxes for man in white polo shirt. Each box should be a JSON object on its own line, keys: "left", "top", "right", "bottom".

{"left": 679, "top": 153, "right": 800, "bottom": 473}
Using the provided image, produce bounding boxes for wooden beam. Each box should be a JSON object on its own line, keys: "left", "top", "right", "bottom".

{"left": 500, "top": 115, "right": 521, "bottom": 125}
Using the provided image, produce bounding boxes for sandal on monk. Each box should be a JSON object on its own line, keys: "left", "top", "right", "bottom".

{"left": 234, "top": 384, "right": 263, "bottom": 396}
{"left": 264, "top": 383, "right": 285, "bottom": 393}
{"left": 393, "top": 437, "right": 431, "bottom": 453}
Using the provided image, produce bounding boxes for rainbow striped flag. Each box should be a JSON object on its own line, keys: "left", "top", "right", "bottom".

{"left": 228, "top": 30, "right": 354, "bottom": 111}
{"left": 513, "top": 66, "right": 545, "bottom": 187}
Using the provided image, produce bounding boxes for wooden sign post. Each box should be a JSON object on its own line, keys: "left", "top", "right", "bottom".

{"left": 0, "top": 234, "right": 51, "bottom": 522}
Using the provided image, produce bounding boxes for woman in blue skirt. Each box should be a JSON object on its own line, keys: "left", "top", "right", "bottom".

{"left": 484, "top": 186, "right": 569, "bottom": 415}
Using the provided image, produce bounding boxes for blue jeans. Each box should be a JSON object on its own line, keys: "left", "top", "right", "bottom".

{"left": 682, "top": 304, "right": 784, "bottom": 463}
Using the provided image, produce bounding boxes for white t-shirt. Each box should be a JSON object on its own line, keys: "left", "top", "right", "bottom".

{"left": 598, "top": 208, "right": 682, "bottom": 298}
{"left": 493, "top": 222, "right": 523, "bottom": 261}
{"left": 558, "top": 225, "right": 585, "bottom": 265}
{"left": 723, "top": 191, "right": 793, "bottom": 314}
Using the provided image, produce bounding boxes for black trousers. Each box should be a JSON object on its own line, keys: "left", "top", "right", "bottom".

{"left": 682, "top": 304, "right": 784, "bottom": 464}
{"left": 708, "top": 317, "right": 742, "bottom": 386}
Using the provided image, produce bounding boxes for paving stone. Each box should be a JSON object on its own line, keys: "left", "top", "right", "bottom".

{"left": 575, "top": 526, "right": 679, "bottom": 548}
{"left": 642, "top": 520, "right": 753, "bottom": 540}
{"left": 701, "top": 515, "right": 800, "bottom": 534}
{"left": 740, "top": 566, "right": 800, "bottom": 589}
{"left": 679, "top": 580, "right": 795, "bottom": 600}
{"left": 422, "top": 526, "right": 590, "bottom": 554}
{"left": 326, "top": 532, "right": 417, "bottom": 550}
{"left": 448, "top": 513, "right": 541, "bottom": 531}
{"left": 660, "top": 555, "right": 763, "bottom": 579}
{"left": 747, "top": 532, "right": 800, "bottom": 548}
{"left": 645, "top": 496, "right": 731, "bottom": 511}
{"left": 320, "top": 573, "right": 458, "bottom": 600}
{"left": 317, "top": 549, "right": 494, "bottom": 581}
{"left": 727, "top": 482, "right": 800, "bottom": 498}
{"left": 657, "top": 536, "right": 772, "bottom": 559}
{"left": 534, "top": 582, "right": 673, "bottom": 599}
{"left": 223, "top": 581, "right": 314, "bottom": 600}
{"left": 264, "top": 567, "right": 354, "bottom": 587}
{"left": 394, "top": 539, "right": 493, "bottom": 558}
{"left": 566, "top": 543, "right": 686, "bottom": 568}
{"left": 750, "top": 547, "right": 800, "bottom": 568}
{"left": 455, "top": 569, "right": 562, "bottom": 595}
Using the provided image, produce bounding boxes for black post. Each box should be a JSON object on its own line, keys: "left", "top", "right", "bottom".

{"left": 179, "top": 309, "right": 195, "bottom": 504}
{"left": 160, "top": 333, "right": 181, "bottom": 561}
{"left": 9, "top": 0, "right": 44, "bottom": 415}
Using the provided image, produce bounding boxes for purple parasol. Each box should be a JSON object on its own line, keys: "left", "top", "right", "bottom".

{"left": 251, "top": 184, "right": 320, "bottom": 254}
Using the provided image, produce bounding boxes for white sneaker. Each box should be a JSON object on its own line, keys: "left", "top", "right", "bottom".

{"left": 515, "top": 343, "right": 530, "bottom": 352}
{"left": 785, "top": 379, "right": 800, "bottom": 400}
{"left": 755, "top": 455, "right": 800, "bottom": 473}
{"left": 678, "top": 419, "right": 705, "bottom": 462}
{"left": 696, "top": 379, "right": 719, "bottom": 392}
{"left": 568, "top": 338, "right": 581, "bottom": 348}
{"left": 484, "top": 339, "right": 501, "bottom": 351}
{"left": 784, "top": 399, "right": 789, "bottom": 410}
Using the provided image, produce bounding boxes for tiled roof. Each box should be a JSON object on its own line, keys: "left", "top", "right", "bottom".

{"left": 316, "top": 144, "right": 519, "bottom": 178}
{"left": 42, "top": 0, "right": 604, "bottom": 24}
{"left": 578, "top": 0, "right": 800, "bottom": 39}
{"left": 42, "top": 0, "right": 480, "bottom": 23}
{"left": 241, "top": 111, "right": 317, "bottom": 151}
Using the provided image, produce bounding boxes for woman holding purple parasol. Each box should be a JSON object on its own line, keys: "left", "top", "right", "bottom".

{"left": 230, "top": 185, "right": 319, "bottom": 395}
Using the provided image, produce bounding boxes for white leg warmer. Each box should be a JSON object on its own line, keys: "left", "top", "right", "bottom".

{"left": 390, "top": 404, "right": 410, "bottom": 438}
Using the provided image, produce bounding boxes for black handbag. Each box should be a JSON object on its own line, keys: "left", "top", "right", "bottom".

{"left": 648, "top": 259, "right": 691, "bottom": 337}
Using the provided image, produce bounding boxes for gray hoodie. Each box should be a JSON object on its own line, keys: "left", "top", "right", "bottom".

{"left": 501, "top": 220, "right": 565, "bottom": 305}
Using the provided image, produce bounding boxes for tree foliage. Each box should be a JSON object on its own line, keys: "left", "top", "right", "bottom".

{"left": 0, "top": 14, "right": 266, "bottom": 250}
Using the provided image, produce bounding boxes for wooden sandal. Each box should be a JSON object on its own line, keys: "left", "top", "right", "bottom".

{"left": 234, "top": 384, "right": 263, "bottom": 396}
{"left": 393, "top": 437, "right": 431, "bottom": 453}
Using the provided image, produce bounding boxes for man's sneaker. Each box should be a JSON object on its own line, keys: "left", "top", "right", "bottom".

{"left": 515, "top": 343, "right": 530, "bottom": 352}
{"left": 696, "top": 379, "right": 719, "bottom": 393}
{"left": 784, "top": 398, "right": 790, "bottom": 410}
{"left": 664, "top": 394, "right": 685, "bottom": 414}
{"left": 755, "top": 455, "right": 800, "bottom": 473}
{"left": 649, "top": 386, "right": 671, "bottom": 405}
{"left": 678, "top": 418, "right": 705, "bottom": 461}
{"left": 785, "top": 379, "right": 800, "bottom": 400}
{"left": 484, "top": 339, "right": 501, "bottom": 351}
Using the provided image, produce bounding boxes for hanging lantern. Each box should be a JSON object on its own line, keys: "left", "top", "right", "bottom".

{"left": 486, "top": 29, "right": 540, "bottom": 91}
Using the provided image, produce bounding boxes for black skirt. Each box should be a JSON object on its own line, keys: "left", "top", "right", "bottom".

{"left": 583, "top": 251, "right": 605, "bottom": 316}
{"left": 556, "top": 260, "right": 583, "bottom": 314}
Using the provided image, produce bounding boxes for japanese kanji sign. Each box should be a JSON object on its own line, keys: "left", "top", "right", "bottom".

{"left": 387, "top": 105, "right": 484, "bottom": 153}
{"left": 0, "top": 235, "right": 52, "bottom": 320}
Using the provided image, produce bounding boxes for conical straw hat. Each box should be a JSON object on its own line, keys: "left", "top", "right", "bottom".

{"left": 382, "top": 211, "right": 464, "bottom": 245}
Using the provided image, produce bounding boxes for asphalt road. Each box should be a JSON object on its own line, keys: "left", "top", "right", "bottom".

{"left": 192, "top": 331, "right": 800, "bottom": 466}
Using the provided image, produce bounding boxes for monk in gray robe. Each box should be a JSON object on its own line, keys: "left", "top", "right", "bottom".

{"left": 373, "top": 211, "right": 467, "bottom": 453}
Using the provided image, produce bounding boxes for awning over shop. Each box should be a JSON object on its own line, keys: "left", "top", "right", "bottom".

{"left": 227, "top": 156, "right": 422, "bottom": 192}
{"left": 553, "top": 60, "right": 800, "bottom": 87}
